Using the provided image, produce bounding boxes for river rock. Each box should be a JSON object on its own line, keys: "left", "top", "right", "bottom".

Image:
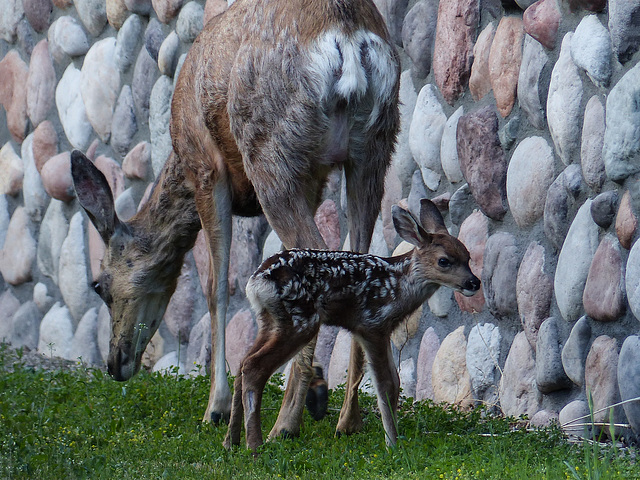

{"left": 432, "top": 0, "right": 478, "bottom": 104}
{"left": 132, "top": 48, "right": 159, "bottom": 128}
{"left": 315, "top": 324, "right": 339, "bottom": 378}
{"left": 455, "top": 211, "right": 487, "bottom": 313}
{"left": 94, "top": 155, "right": 125, "bottom": 199}
{"left": 559, "top": 400, "right": 590, "bottom": 437}
{"left": 500, "top": 331, "right": 542, "bottom": 418}
{"left": 536, "top": 317, "right": 571, "bottom": 393}
{"left": 440, "top": 106, "right": 464, "bottom": 184}
{"left": 482, "top": 232, "right": 519, "bottom": 319}
{"left": 562, "top": 316, "right": 591, "bottom": 386}
{"left": 152, "top": 0, "right": 184, "bottom": 23}
{"left": 26, "top": 40, "right": 56, "bottom": 128}
{"left": 0, "top": 290, "right": 20, "bottom": 343}
{"left": 158, "top": 31, "right": 180, "bottom": 77}
{"left": 186, "top": 313, "right": 210, "bottom": 376}
{"left": 0, "top": 50, "right": 29, "bottom": 143}
{"left": 415, "top": 327, "right": 439, "bottom": 401}
{"left": 518, "top": 34, "right": 549, "bottom": 130}
{"left": 163, "top": 254, "right": 197, "bottom": 342}
{"left": 10, "top": 301, "right": 41, "bottom": 350}
{"left": 409, "top": 84, "right": 445, "bottom": 190}
{"left": 59, "top": 212, "right": 90, "bottom": 324}
{"left": 603, "top": 62, "right": 640, "bottom": 182}
{"left": 581, "top": 96, "right": 606, "bottom": 191}
{"left": 432, "top": 326, "right": 473, "bottom": 409}
{"left": 523, "top": 0, "right": 561, "bottom": 49}
{"left": 625, "top": 235, "right": 640, "bottom": 320}
{"left": 81, "top": 38, "right": 121, "bottom": 142}
{"left": 38, "top": 302, "right": 74, "bottom": 360}
{"left": 73, "top": 0, "right": 107, "bottom": 36}
{"left": 37, "top": 199, "right": 69, "bottom": 283}
{"left": 449, "top": 183, "right": 475, "bottom": 226}
{"left": 48, "top": 16, "right": 90, "bottom": 65}
{"left": 583, "top": 235, "right": 626, "bottom": 323}
{"left": 0, "top": 142, "right": 23, "bottom": 196}
{"left": 40, "top": 152, "right": 74, "bottom": 203}
{"left": 115, "top": 14, "right": 142, "bottom": 73}
{"left": 488, "top": 16, "right": 524, "bottom": 117}
{"left": 33, "top": 282, "right": 54, "bottom": 313}
{"left": 590, "top": 191, "right": 618, "bottom": 229}
{"left": 111, "top": 85, "right": 138, "bottom": 159}
{"left": 571, "top": 15, "right": 612, "bottom": 88}
{"left": 150, "top": 75, "right": 173, "bottom": 176}
{"left": 466, "top": 323, "right": 501, "bottom": 403}
{"left": 401, "top": 0, "right": 438, "bottom": 78}
{"left": 618, "top": 336, "right": 640, "bottom": 435}
{"left": 106, "top": 0, "right": 129, "bottom": 29}
{"left": 69, "top": 307, "right": 101, "bottom": 365}
{"left": 328, "top": 329, "right": 352, "bottom": 389}
{"left": 507, "top": 136, "right": 555, "bottom": 227}
{"left": 229, "top": 216, "right": 268, "bottom": 295}
{"left": 122, "top": 141, "right": 151, "bottom": 180}
{"left": 469, "top": 22, "right": 495, "bottom": 101}
{"left": 608, "top": 0, "right": 640, "bottom": 63}
{"left": 56, "top": 64, "right": 92, "bottom": 151}
{"left": 0, "top": 0, "right": 24, "bottom": 42}
{"left": 0, "top": 207, "right": 36, "bottom": 285}
{"left": 314, "top": 199, "right": 341, "bottom": 251}
{"left": 152, "top": 351, "right": 186, "bottom": 376}
{"left": 391, "top": 70, "right": 418, "bottom": 192}
{"left": 544, "top": 164, "right": 584, "bottom": 251}
{"left": 547, "top": 33, "right": 583, "bottom": 165}
{"left": 32, "top": 121, "right": 57, "bottom": 173}
{"left": 391, "top": 307, "right": 421, "bottom": 350}
{"left": 176, "top": 1, "right": 203, "bottom": 43}
{"left": 457, "top": 106, "right": 508, "bottom": 220}
{"left": 516, "top": 241, "right": 553, "bottom": 349}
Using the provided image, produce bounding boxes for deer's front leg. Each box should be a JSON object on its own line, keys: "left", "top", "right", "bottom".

{"left": 223, "top": 374, "right": 244, "bottom": 449}
{"left": 196, "top": 182, "right": 233, "bottom": 424}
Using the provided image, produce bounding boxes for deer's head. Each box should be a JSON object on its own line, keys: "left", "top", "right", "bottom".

{"left": 392, "top": 199, "right": 480, "bottom": 297}
{"left": 71, "top": 151, "right": 177, "bottom": 381}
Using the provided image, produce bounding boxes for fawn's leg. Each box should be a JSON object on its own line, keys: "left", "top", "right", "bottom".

{"left": 361, "top": 336, "right": 400, "bottom": 446}
{"left": 335, "top": 339, "right": 366, "bottom": 436}
{"left": 223, "top": 374, "right": 244, "bottom": 449}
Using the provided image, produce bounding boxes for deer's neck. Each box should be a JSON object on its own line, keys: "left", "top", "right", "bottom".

{"left": 129, "top": 153, "right": 201, "bottom": 273}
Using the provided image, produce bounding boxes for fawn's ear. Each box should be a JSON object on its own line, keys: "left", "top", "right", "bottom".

{"left": 71, "top": 150, "right": 120, "bottom": 243}
{"left": 392, "top": 205, "right": 429, "bottom": 246}
{"left": 419, "top": 199, "right": 448, "bottom": 235}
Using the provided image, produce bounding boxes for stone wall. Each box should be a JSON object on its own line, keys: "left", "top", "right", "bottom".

{"left": 1, "top": 0, "right": 639, "bottom": 440}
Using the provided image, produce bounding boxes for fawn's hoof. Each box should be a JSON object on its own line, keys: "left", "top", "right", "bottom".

{"left": 205, "top": 410, "right": 229, "bottom": 425}
{"left": 305, "top": 382, "right": 329, "bottom": 421}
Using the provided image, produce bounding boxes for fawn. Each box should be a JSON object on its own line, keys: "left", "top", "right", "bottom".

{"left": 223, "top": 199, "right": 481, "bottom": 451}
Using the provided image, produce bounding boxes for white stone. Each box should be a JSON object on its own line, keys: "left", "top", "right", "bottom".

{"left": 59, "top": 212, "right": 90, "bottom": 325}
{"left": 73, "top": 0, "right": 107, "bottom": 36}
{"left": 48, "top": 16, "right": 90, "bottom": 63}
{"left": 69, "top": 307, "right": 101, "bottom": 365}
{"left": 0, "top": 207, "right": 36, "bottom": 285}
{"left": 466, "top": 323, "right": 501, "bottom": 398}
{"left": 21, "top": 134, "right": 49, "bottom": 222}
{"left": 0, "top": 195, "right": 9, "bottom": 249}
{"left": 571, "top": 15, "right": 612, "bottom": 88}
{"left": 518, "top": 34, "right": 549, "bottom": 130}
{"left": 38, "top": 302, "right": 75, "bottom": 360}
{"left": 33, "top": 282, "right": 54, "bottom": 313}
{"left": 0, "top": 142, "right": 23, "bottom": 196}
{"left": 37, "top": 199, "right": 70, "bottom": 284}
{"left": 392, "top": 70, "right": 418, "bottom": 192}
{"left": 152, "top": 351, "right": 186, "bottom": 376}
{"left": 115, "top": 14, "right": 143, "bottom": 73}
{"left": 149, "top": 75, "right": 174, "bottom": 177}
{"left": 440, "top": 106, "right": 464, "bottom": 184}
{"left": 56, "top": 64, "right": 93, "bottom": 150}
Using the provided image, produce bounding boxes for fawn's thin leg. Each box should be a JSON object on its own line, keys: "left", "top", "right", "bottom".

{"left": 196, "top": 180, "right": 233, "bottom": 424}
{"left": 223, "top": 375, "right": 244, "bottom": 449}
{"left": 336, "top": 339, "right": 366, "bottom": 436}
{"left": 362, "top": 337, "right": 400, "bottom": 446}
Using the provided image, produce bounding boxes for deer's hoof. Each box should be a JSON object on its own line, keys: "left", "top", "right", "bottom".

{"left": 305, "top": 381, "right": 329, "bottom": 421}
{"left": 205, "top": 410, "right": 229, "bottom": 425}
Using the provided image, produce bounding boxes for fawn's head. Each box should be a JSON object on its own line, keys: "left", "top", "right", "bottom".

{"left": 71, "top": 151, "right": 178, "bottom": 381}
{"left": 392, "top": 199, "right": 480, "bottom": 297}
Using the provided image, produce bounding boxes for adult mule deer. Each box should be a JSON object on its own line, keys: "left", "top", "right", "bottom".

{"left": 224, "top": 200, "right": 481, "bottom": 451}
{"left": 71, "top": 0, "right": 400, "bottom": 440}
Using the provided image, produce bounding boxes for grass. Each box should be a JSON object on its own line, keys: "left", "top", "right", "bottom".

{"left": 0, "top": 345, "right": 636, "bottom": 480}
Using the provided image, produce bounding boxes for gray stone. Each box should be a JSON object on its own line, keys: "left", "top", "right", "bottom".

{"left": 125, "top": 0, "right": 152, "bottom": 15}
{"left": 111, "top": 86, "right": 137, "bottom": 159}
{"left": 432, "top": 326, "right": 473, "bottom": 409}
{"left": 554, "top": 200, "right": 600, "bottom": 322}
{"left": 455, "top": 212, "right": 487, "bottom": 314}
{"left": 399, "top": 358, "right": 416, "bottom": 399}
{"left": 590, "top": 191, "right": 618, "bottom": 229}
{"left": 544, "top": 164, "right": 585, "bottom": 250}
{"left": 440, "top": 106, "right": 464, "bottom": 184}
{"left": 176, "top": 1, "right": 204, "bottom": 43}
{"left": 560, "top": 400, "right": 591, "bottom": 437}
{"left": 0, "top": 289, "right": 21, "bottom": 343}
{"left": 69, "top": 307, "right": 101, "bottom": 365}
{"left": 469, "top": 22, "right": 495, "bottom": 102}
{"left": 507, "top": 136, "right": 555, "bottom": 227}
{"left": 328, "top": 329, "right": 351, "bottom": 390}
{"left": 562, "top": 316, "right": 591, "bottom": 386}
{"left": 625, "top": 237, "right": 640, "bottom": 321}
{"left": 571, "top": 15, "right": 612, "bottom": 88}
{"left": 407, "top": 170, "right": 427, "bottom": 218}
{"left": 114, "top": 187, "right": 137, "bottom": 222}
{"left": 415, "top": 327, "right": 439, "bottom": 401}
{"left": 315, "top": 324, "right": 339, "bottom": 379}
{"left": 499, "top": 115, "right": 520, "bottom": 151}
{"left": 401, "top": 0, "right": 438, "bottom": 78}
{"left": 150, "top": 75, "right": 173, "bottom": 177}
{"left": 603, "top": 62, "right": 640, "bottom": 182}
{"left": 0, "top": 0, "right": 24, "bottom": 42}
{"left": 132, "top": 47, "right": 159, "bottom": 126}
{"left": 33, "top": 282, "right": 54, "bottom": 313}
{"left": 516, "top": 241, "right": 553, "bottom": 349}
{"left": 152, "top": 351, "right": 186, "bottom": 376}
{"left": 225, "top": 309, "right": 256, "bottom": 376}
{"left": 58, "top": 212, "right": 90, "bottom": 325}
{"left": 81, "top": 38, "right": 121, "bottom": 142}
{"left": 158, "top": 31, "right": 180, "bottom": 77}
{"left": 466, "top": 323, "right": 501, "bottom": 403}
{"left": 373, "top": 0, "right": 409, "bottom": 47}
{"left": 482, "top": 232, "right": 519, "bottom": 319}
{"left": 547, "top": 33, "right": 583, "bottom": 165}
{"left": 518, "top": 34, "right": 548, "bottom": 130}
{"left": 21, "top": 135, "right": 49, "bottom": 222}
{"left": 97, "top": 304, "right": 110, "bottom": 364}
{"left": 618, "top": 335, "right": 640, "bottom": 436}
{"left": 409, "top": 84, "right": 445, "bottom": 190}
{"left": 536, "top": 317, "right": 571, "bottom": 393}
{"left": 37, "top": 199, "right": 70, "bottom": 283}
{"left": 48, "top": 16, "right": 89, "bottom": 64}
{"left": 0, "top": 207, "right": 36, "bottom": 286}
{"left": 10, "top": 301, "right": 41, "bottom": 350}
{"left": 56, "top": 64, "right": 92, "bottom": 151}
{"left": 144, "top": 18, "right": 165, "bottom": 62}
{"left": 163, "top": 254, "right": 197, "bottom": 342}
{"left": 115, "top": 14, "right": 142, "bottom": 73}
{"left": 499, "top": 331, "right": 542, "bottom": 418}
{"left": 608, "top": 0, "right": 640, "bottom": 63}
{"left": 449, "top": 183, "right": 475, "bottom": 226}
{"left": 38, "top": 302, "right": 74, "bottom": 360}
{"left": 186, "top": 312, "right": 210, "bottom": 376}
{"left": 73, "top": 0, "right": 107, "bottom": 36}
{"left": 392, "top": 70, "right": 418, "bottom": 193}
{"left": 427, "top": 286, "right": 453, "bottom": 317}
{"left": 581, "top": 95, "right": 606, "bottom": 191}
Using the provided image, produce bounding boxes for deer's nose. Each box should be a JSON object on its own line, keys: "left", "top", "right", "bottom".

{"left": 464, "top": 276, "right": 481, "bottom": 292}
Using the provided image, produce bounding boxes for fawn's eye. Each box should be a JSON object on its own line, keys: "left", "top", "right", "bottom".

{"left": 438, "top": 257, "right": 451, "bottom": 268}
{"left": 92, "top": 281, "right": 102, "bottom": 296}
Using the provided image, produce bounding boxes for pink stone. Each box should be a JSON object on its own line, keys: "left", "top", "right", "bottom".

{"left": 32, "top": 120, "right": 58, "bottom": 173}
{"left": 26, "top": 40, "right": 56, "bottom": 127}
{"left": 152, "top": 0, "right": 184, "bottom": 23}
{"left": 314, "top": 199, "right": 341, "bottom": 251}
{"left": 415, "top": 327, "right": 439, "bottom": 401}
{"left": 454, "top": 211, "right": 487, "bottom": 313}
{"left": 163, "top": 255, "right": 196, "bottom": 342}
{"left": 499, "top": 331, "right": 542, "bottom": 418}
{"left": 583, "top": 235, "right": 626, "bottom": 322}
{"left": 432, "top": 0, "right": 479, "bottom": 104}
{"left": 122, "top": 141, "right": 151, "bottom": 179}
{"left": 469, "top": 22, "right": 495, "bottom": 102}
{"left": 585, "top": 336, "right": 623, "bottom": 430}
{"left": 523, "top": 0, "right": 561, "bottom": 50}
{"left": 203, "top": 0, "right": 227, "bottom": 24}
{"left": 616, "top": 190, "right": 637, "bottom": 250}
{"left": 0, "top": 207, "right": 36, "bottom": 285}
{"left": 488, "top": 17, "right": 524, "bottom": 118}
{"left": 0, "top": 50, "right": 29, "bottom": 143}
{"left": 23, "top": 0, "right": 53, "bottom": 33}
{"left": 225, "top": 309, "right": 256, "bottom": 376}
{"left": 94, "top": 155, "right": 125, "bottom": 199}
{"left": 137, "top": 182, "right": 154, "bottom": 212}
{"left": 0, "top": 142, "right": 23, "bottom": 196}
{"left": 40, "top": 151, "right": 75, "bottom": 202}
{"left": 431, "top": 326, "right": 473, "bottom": 409}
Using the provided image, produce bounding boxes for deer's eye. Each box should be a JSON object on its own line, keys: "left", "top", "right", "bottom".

{"left": 92, "top": 281, "right": 102, "bottom": 296}
{"left": 438, "top": 258, "right": 451, "bottom": 268}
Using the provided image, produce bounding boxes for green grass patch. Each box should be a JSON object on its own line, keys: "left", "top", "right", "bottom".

{"left": 0, "top": 346, "right": 636, "bottom": 479}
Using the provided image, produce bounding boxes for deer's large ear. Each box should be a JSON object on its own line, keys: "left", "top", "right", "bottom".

{"left": 419, "top": 199, "right": 448, "bottom": 235}
{"left": 392, "top": 205, "right": 429, "bottom": 246}
{"left": 71, "top": 150, "right": 120, "bottom": 243}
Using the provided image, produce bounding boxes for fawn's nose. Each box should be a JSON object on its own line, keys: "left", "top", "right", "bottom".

{"left": 463, "top": 276, "right": 481, "bottom": 294}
